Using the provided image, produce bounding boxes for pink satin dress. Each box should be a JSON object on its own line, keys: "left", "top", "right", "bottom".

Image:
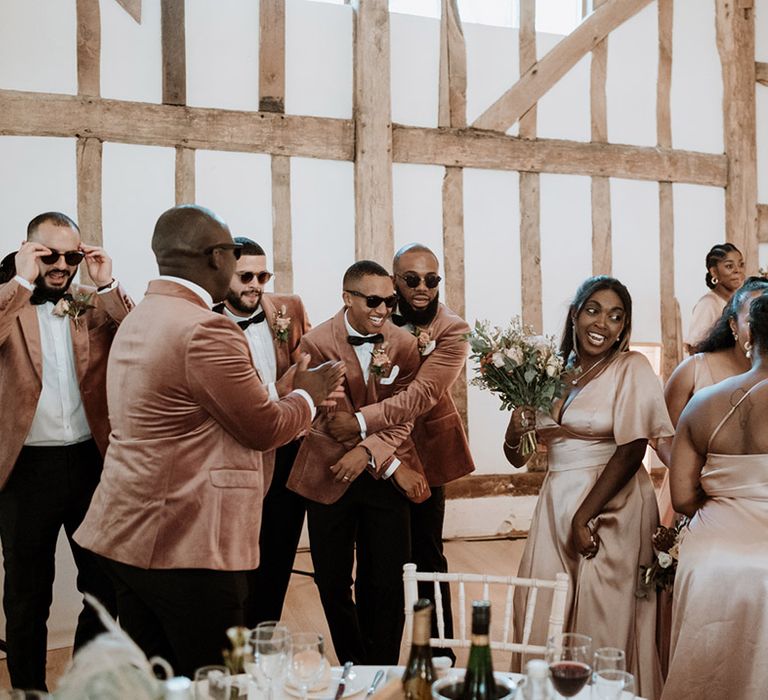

{"left": 514, "top": 351, "right": 674, "bottom": 700}
{"left": 662, "top": 383, "right": 768, "bottom": 700}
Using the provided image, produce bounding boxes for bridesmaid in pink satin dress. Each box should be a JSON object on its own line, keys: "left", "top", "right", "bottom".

{"left": 504, "top": 276, "right": 673, "bottom": 700}
{"left": 663, "top": 291, "right": 768, "bottom": 700}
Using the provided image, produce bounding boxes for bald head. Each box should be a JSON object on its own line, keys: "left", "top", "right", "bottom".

{"left": 152, "top": 205, "right": 238, "bottom": 302}
{"left": 393, "top": 243, "right": 438, "bottom": 272}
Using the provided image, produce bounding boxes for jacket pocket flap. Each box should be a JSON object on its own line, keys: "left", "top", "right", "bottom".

{"left": 210, "top": 469, "right": 261, "bottom": 489}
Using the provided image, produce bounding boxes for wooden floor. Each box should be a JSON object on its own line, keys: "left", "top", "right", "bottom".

{"left": 0, "top": 538, "right": 526, "bottom": 690}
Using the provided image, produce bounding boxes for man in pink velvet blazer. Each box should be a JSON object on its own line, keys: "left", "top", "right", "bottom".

{"left": 0, "top": 212, "right": 132, "bottom": 691}
{"left": 328, "top": 243, "right": 475, "bottom": 662}
{"left": 288, "top": 260, "right": 428, "bottom": 666}
{"left": 212, "top": 236, "right": 312, "bottom": 627}
{"left": 75, "top": 205, "right": 344, "bottom": 678}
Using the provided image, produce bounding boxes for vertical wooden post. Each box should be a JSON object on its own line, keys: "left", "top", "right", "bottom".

{"left": 352, "top": 0, "right": 394, "bottom": 261}
{"left": 76, "top": 0, "right": 103, "bottom": 277}
{"left": 518, "top": 0, "right": 543, "bottom": 333}
{"left": 259, "top": 0, "right": 293, "bottom": 292}
{"left": 590, "top": 0, "right": 612, "bottom": 276}
{"left": 657, "top": 0, "right": 680, "bottom": 380}
{"left": 439, "top": 0, "right": 469, "bottom": 429}
{"left": 716, "top": 0, "right": 758, "bottom": 269}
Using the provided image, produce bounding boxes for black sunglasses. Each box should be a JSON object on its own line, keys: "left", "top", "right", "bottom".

{"left": 203, "top": 243, "right": 242, "bottom": 260}
{"left": 345, "top": 289, "right": 398, "bottom": 309}
{"left": 397, "top": 272, "right": 441, "bottom": 289}
{"left": 237, "top": 270, "right": 273, "bottom": 284}
{"left": 40, "top": 249, "right": 85, "bottom": 266}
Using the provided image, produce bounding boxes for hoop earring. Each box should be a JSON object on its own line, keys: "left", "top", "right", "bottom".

{"left": 745, "top": 341, "right": 752, "bottom": 359}
{"left": 711, "top": 277, "right": 719, "bottom": 285}
{"left": 572, "top": 324, "right": 579, "bottom": 357}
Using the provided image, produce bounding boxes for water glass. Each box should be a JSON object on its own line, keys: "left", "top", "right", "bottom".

{"left": 251, "top": 622, "right": 291, "bottom": 700}
{"left": 289, "top": 632, "right": 328, "bottom": 700}
{"left": 194, "top": 664, "right": 232, "bottom": 700}
{"left": 546, "top": 633, "right": 592, "bottom": 698}
{"left": 591, "top": 669, "right": 635, "bottom": 700}
{"left": 592, "top": 647, "right": 626, "bottom": 682}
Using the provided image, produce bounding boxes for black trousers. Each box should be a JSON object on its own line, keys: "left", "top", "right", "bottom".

{"left": 0, "top": 440, "right": 117, "bottom": 691}
{"left": 101, "top": 557, "right": 248, "bottom": 679}
{"left": 410, "top": 486, "right": 455, "bottom": 662}
{"left": 306, "top": 472, "right": 411, "bottom": 665}
{"left": 244, "top": 440, "right": 305, "bottom": 626}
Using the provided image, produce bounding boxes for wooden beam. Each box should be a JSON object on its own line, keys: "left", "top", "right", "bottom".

{"left": 439, "top": 0, "right": 467, "bottom": 129}
{"left": 76, "top": 137, "right": 103, "bottom": 288}
{"left": 352, "top": 0, "right": 394, "bottom": 261}
{"left": 657, "top": 0, "right": 680, "bottom": 380}
{"left": 473, "top": 0, "right": 653, "bottom": 132}
{"left": 161, "top": 0, "right": 186, "bottom": 106}
{"left": 393, "top": 126, "right": 728, "bottom": 186}
{"left": 758, "top": 203, "right": 768, "bottom": 243}
{"left": 76, "top": 0, "right": 101, "bottom": 97}
{"left": 115, "top": 0, "right": 141, "bottom": 23}
{"left": 716, "top": 0, "right": 758, "bottom": 270}
{"left": 591, "top": 0, "right": 611, "bottom": 276}
{"left": 175, "top": 147, "right": 195, "bottom": 204}
{"left": 0, "top": 90, "right": 354, "bottom": 161}
{"left": 757, "top": 61, "right": 768, "bottom": 86}
{"left": 272, "top": 155, "right": 294, "bottom": 293}
{"left": 518, "top": 0, "right": 537, "bottom": 140}
{"left": 260, "top": 0, "right": 286, "bottom": 113}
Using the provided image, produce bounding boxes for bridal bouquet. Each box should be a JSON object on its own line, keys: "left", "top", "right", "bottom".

{"left": 467, "top": 318, "right": 566, "bottom": 456}
{"left": 639, "top": 517, "right": 689, "bottom": 593}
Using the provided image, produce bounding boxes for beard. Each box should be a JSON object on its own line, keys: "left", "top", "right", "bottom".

{"left": 31, "top": 269, "right": 76, "bottom": 303}
{"left": 226, "top": 288, "right": 261, "bottom": 315}
{"left": 397, "top": 292, "right": 440, "bottom": 327}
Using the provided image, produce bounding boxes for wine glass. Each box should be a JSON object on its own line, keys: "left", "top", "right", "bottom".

{"left": 251, "top": 622, "right": 291, "bottom": 700}
{"left": 546, "top": 633, "right": 592, "bottom": 698}
{"left": 193, "top": 665, "right": 231, "bottom": 700}
{"left": 289, "top": 632, "right": 328, "bottom": 700}
{"left": 592, "top": 669, "right": 635, "bottom": 700}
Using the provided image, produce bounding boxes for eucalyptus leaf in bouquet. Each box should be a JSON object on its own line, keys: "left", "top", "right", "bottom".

{"left": 467, "top": 318, "right": 567, "bottom": 455}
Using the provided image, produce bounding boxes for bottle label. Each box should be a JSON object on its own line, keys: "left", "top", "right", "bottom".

{"left": 470, "top": 634, "right": 490, "bottom": 645}
{"left": 413, "top": 613, "right": 431, "bottom": 645}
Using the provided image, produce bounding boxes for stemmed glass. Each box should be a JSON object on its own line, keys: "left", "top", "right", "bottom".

{"left": 591, "top": 670, "right": 635, "bottom": 700}
{"left": 250, "top": 622, "right": 291, "bottom": 700}
{"left": 289, "top": 633, "right": 328, "bottom": 700}
{"left": 546, "top": 633, "right": 592, "bottom": 698}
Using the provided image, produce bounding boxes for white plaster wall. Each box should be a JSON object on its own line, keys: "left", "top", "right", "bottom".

{"left": 0, "top": 0, "right": 760, "bottom": 646}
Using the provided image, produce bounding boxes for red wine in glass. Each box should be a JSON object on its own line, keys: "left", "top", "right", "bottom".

{"left": 549, "top": 661, "right": 591, "bottom": 697}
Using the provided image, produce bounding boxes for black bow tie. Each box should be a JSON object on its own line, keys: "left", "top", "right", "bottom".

{"left": 30, "top": 290, "right": 73, "bottom": 306}
{"left": 237, "top": 310, "right": 266, "bottom": 331}
{"left": 347, "top": 333, "right": 384, "bottom": 347}
{"left": 391, "top": 314, "right": 408, "bottom": 327}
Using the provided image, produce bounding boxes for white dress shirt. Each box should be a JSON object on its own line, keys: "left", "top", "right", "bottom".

{"left": 344, "top": 312, "right": 399, "bottom": 477}
{"left": 16, "top": 274, "right": 116, "bottom": 447}
{"left": 222, "top": 305, "right": 278, "bottom": 387}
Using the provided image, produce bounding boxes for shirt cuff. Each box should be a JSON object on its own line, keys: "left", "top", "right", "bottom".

{"left": 96, "top": 279, "right": 118, "bottom": 294}
{"left": 382, "top": 458, "right": 401, "bottom": 479}
{"left": 355, "top": 411, "right": 367, "bottom": 440}
{"left": 13, "top": 275, "right": 34, "bottom": 291}
{"left": 291, "top": 389, "right": 317, "bottom": 421}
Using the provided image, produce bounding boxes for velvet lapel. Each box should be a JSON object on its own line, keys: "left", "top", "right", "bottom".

{"left": 18, "top": 304, "right": 43, "bottom": 383}
{"left": 260, "top": 294, "right": 291, "bottom": 378}
{"left": 332, "top": 310, "right": 367, "bottom": 410}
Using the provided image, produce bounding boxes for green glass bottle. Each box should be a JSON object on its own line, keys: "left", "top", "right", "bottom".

{"left": 460, "top": 601, "right": 496, "bottom": 700}
{"left": 402, "top": 599, "right": 436, "bottom": 700}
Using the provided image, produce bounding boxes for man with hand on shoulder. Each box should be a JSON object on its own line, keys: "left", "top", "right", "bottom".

{"left": 212, "top": 236, "right": 311, "bottom": 626}
{"left": 327, "top": 243, "right": 475, "bottom": 662}
{"left": 0, "top": 212, "right": 132, "bottom": 691}
{"left": 74, "top": 205, "right": 344, "bottom": 678}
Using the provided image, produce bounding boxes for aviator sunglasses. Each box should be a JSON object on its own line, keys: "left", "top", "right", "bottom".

{"left": 345, "top": 289, "right": 398, "bottom": 309}
{"left": 40, "top": 249, "right": 85, "bottom": 266}
{"left": 236, "top": 270, "right": 273, "bottom": 285}
{"left": 397, "top": 272, "right": 441, "bottom": 289}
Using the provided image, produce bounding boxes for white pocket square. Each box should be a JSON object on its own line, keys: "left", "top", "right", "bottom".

{"left": 379, "top": 364, "right": 400, "bottom": 385}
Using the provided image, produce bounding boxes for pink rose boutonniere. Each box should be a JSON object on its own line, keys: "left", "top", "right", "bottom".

{"left": 414, "top": 328, "right": 436, "bottom": 356}
{"left": 52, "top": 292, "right": 95, "bottom": 330}
{"left": 369, "top": 343, "right": 392, "bottom": 377}
{"left": 273, "top": 305, "right": 292, "bottom": 343}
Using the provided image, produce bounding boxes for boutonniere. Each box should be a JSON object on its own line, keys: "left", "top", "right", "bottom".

{"left": 273, "top": 305, "right": 292, "bottom": 343}
{"left": 413, "top": 328, "right": 436, "bottom": 356}
{"left": 51, "top": 292, "right": 95, "bottom": 330}
{"left": 369, "top": 342, "right": 393, "bottom": 377}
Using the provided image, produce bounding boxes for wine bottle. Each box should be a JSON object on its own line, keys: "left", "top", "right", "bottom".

{"left": 402, "top": 599, "right": 436, "bottom": 700}
{"left": 460, "top": 601, "right": 496, "bottom": 700}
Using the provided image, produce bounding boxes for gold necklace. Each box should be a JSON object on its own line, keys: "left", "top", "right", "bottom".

{"left": 570, "top": 354, "right": 610, "bottom": 386}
